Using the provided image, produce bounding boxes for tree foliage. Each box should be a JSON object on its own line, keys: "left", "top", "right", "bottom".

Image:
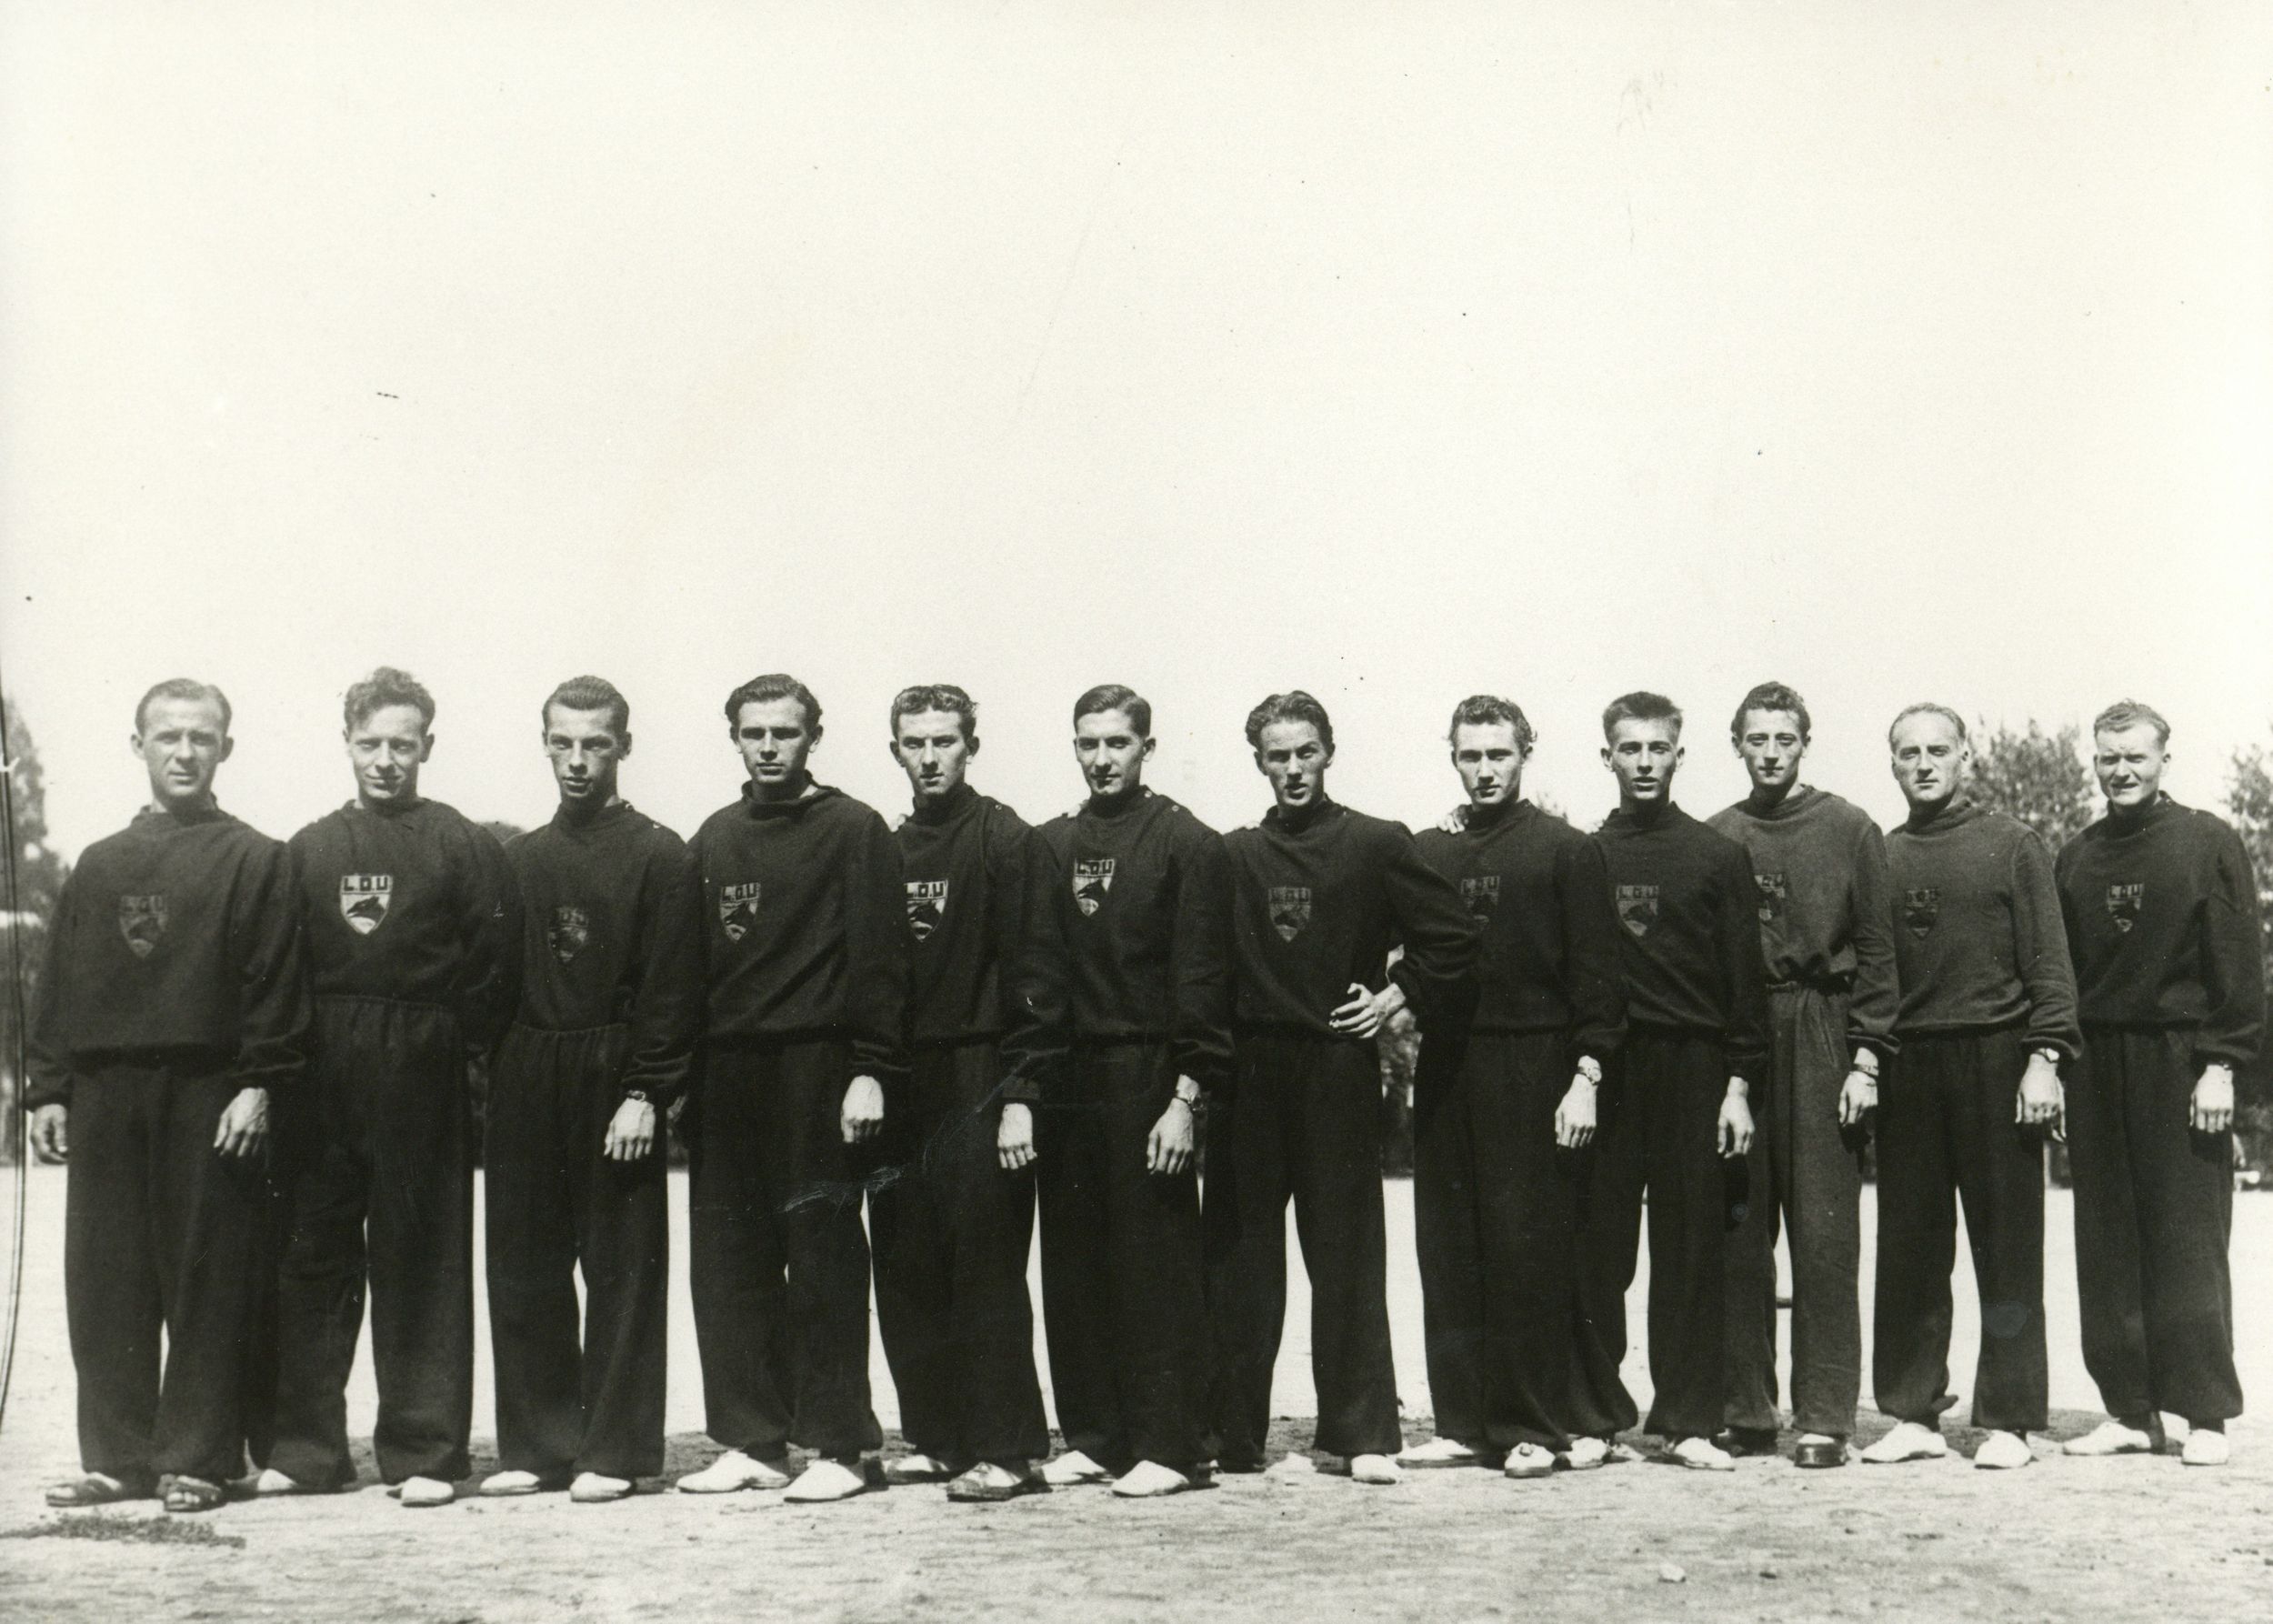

{"left": 1968, "top": 718, "right": 2096, "bottom": 851}
{"left": 3, "top": 702, "right": 71, "bottom": 1155}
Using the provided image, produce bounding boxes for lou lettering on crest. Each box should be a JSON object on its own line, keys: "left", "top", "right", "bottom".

{"left": 1615, "top": 883, "right": 1659, "bottom": 939}
{"left": 549, "top": 904, "right": 591, "bottom": 964}
{"left": 339, "top": 874, "right": 393, "bottom": 936}
{"left": 1073, "top": 857, "right": 1115, "bottom": 917}
{"left": 1460, "top": 875, "right": 1499, "bottom": 917}
{"left": 718, "top": 882, "right": 762, "bottom": 943}
{"left": 117, "top": 894, "right": 167, "bottom": 958}
{"left": 2106, "top": 882, "right": 2145, "bottom": 933}
{"left": 1267, "top": 885, "right": 1312, "bottom": 942}
{"left": 1903, "top": 887, "right": 1940, "bottom": 939}
{"left": 906, "top": 878, "right": 948, "bottom": 942}
{"left": 1755, "top": 870, "right": 1787, "bottom": 924}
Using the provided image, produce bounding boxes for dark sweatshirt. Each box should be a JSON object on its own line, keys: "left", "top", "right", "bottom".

{"left": 1708, "top": 786, "right": 1901, "bottom": 1059}
{"left": 2055, "top": 796, "right": 2265, "bottom": 1068}
{"left": 1594, "top": 802, "right": 1771, "bottom": 1084}
{"left": 1003, "top": 787, "right": 1233, "bottom": 1098}
{"left": 1413, "top": 799, "right": 1627, "bottom": 1059}
{"left": 1883, "top": 797, "right": 2078, "bottom": 1054}
{"left": 290, "top": 797, "right": 519, "bottom": 1047}
{"left": 895, "top": 783, "right": 1030, "bottom": 1048}
{"left": 687, "top": 780, "right": 907, "bottom": 1085}
{"left": 1226, "top": 798, "right": 1480, "bottom": 1036}
{"left": 26, "top": 806, "right": 310, "bottom": 1109}
{"left": 506, "top": 800, "right": 701, "bottom": 1106}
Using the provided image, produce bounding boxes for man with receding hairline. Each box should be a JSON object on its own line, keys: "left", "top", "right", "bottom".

{"left": 29, "top": 679, "right": 308, "bottom": 1513}
{"left": 2057, "top": 699, "right": 2263, "bottom": 1467}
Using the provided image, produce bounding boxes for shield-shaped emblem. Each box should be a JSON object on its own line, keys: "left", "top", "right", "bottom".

{"left": 717, "top": 881, "right": 761, "bottom": 942}
{"left": 1073, "top": 857, "right": 1115, "bottom": 917}
{"left": 2106, "top": 883, "right": 2144, "bottom": 934}
{"left": 1460, "top": 875, "right": 1500, "bottom": 917}
{"left": 1267, "top": 885, "right": 1312, "bottom": 942}
{"left": 117, "top": 894, "right": 166, "bottom": 958}
{"left": 1755, "top": 870, "right": 1787, "bottom": 925}
{"left": 906, "top": 878, "right": 948, "bottom": 942}
{"left": 549, "top": 905, "right": 591, "bottom": 964}
{"left": 339, "top": 874, "right": 393, "bottom": 935}
{"left": 1615, "top": 883, "right": 1659, "bottom": 939}
{"left": 1903, "top": 887, "right": 1940, "bottom": 939}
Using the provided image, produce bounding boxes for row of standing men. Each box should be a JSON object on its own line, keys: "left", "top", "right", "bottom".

{"left": 26, "top": 667, "right": 2263, "bottom": 1511}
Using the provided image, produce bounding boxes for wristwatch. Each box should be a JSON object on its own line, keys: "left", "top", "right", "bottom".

{"left": 1574, "top": 1056, "right": 1603, "bottom": 1086}
{"left": 1172, "top": 1078, "right": 1202, "bottom": 1108}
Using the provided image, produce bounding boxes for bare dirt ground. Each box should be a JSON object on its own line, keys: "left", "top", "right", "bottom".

{"left": 2, "top": 1167, "right": 2268, "bottom": 1624}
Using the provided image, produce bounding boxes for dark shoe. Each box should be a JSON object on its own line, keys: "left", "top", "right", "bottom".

{"left": 1714, "top": 1427, "right": 1780, "bottom": 1459}
{"left": 45, "top": 1472, "right": 154, "bottom": 1509}
{"left": 1792, "top": 1435, "right": 1849, "bottom": 1469}
{"left": 159, "top": 1474, "right": 227, "bottom": 1513}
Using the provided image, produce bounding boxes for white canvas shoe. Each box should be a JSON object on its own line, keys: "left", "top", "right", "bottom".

{"left": 1502, "top": 1443, "right": 1554, "bottom": 1480}
{"left": 1397, "top": 1437, "right": 1492, "bottom": 1469}
{"left": 1859, "top": 1421, "right": 1948, "bottom": 1465}
{"left": 1348, "top": 1454, "right": 1402, "bottom": 1486}
{"left": 883, "top": 1452, "right": 955, "bottom": 1485}
{"left": 397, "top": 1476, "right": 456, "bottom": 1508}
{"left": 1109, "top": 1460, "right": 1193, "bottom": 1499}
{"left": 254, "top": 1468, "right": 309, "bottom": 1497}
{"left": 676, "top": 1449, "right": 792, "bottom": 1493}
{"left": 2179, "top": 1429, "right": 2230, "bottom": 1468}
{"left": 2061, "top": 1419, "right": 2156, "bottom": 1458}
{"left": 1266, "top": 1452, "right": 1319, "bottom": 1479}
{"left": 783, "top": 1459, "right": 874, "bottom": 1503}
{"left": 1973, "top": 1430, "right": 2032, "bottom": 1469}
{"left": 1667, "top": 1436, "right": 1734, "bottom": 1472}
{"left": 569, "top": 1472, "right": 633, "bottom": 1503}
{"left": 1039, "top": 1449, "right": 1113, "bottom": 1486}
{"left": 1557, "top": 1437, "right": 1611, "bottom": 1472}
{"left": 476, "top": 1470, "right": 550, "bottom": 1498}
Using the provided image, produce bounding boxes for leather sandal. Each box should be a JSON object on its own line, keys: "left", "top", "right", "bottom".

{"left": 45, "top": 1472, "right": 152, "bottom": 1509}
{"left": 160, "top": 1474, "right": 227, "bottom": 1513}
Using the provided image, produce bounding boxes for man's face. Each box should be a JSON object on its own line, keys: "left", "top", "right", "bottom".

{"left": 734, "top": 697, "right": 816, "bottom": 789}
{"left": 893, "top": 708, "right": 974, "bottom": 802}
{"left": 135, "top": 696, "right": 232, "bottom": 810}
{"left": 1603, "top": 717, "right": 1682, "bottom": 805}
{"left": 1450, "top": 722, "right": 1527, "bottom": 808}
{"left": 346, "top": 702, "right": 433, "bottom": 806}
{"left": 1256, "top": 719, "right": 1331, "bottom": 812}
{"left": 544, "top": 705, "right": 627, "bottom": 807}
{"left": 1734, "top": 708, "right": 1807, "bottom": 796}
{"left": 1889, "top": 711, "right": 1968, "bottom": 811}
{"left": 1074, "top": 707, "right": 1153, "bottom": 797}
{"left": 2093, "top": 722, "right": 2168, "bottom": 810}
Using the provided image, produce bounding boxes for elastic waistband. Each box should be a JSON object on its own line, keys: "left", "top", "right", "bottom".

{"left": 507, "top": 1020, "right": 630, "bottom": 1042}
{"left": 315, "top": 992, "right": 453, "bottom": 1018}
{"left": 1765, "top": 978, "right": 1847, "bottom": 998}
{"left": 1069, "top": 1032, "right": 1172, "bottom": 1050}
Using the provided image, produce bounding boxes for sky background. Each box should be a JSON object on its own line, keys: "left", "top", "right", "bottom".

{"left": 3, "top": 1, "right": 2268, "bottom": 860}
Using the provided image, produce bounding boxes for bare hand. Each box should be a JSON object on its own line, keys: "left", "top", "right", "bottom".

{"left": 1329, "top": 980, "right": 1406, "bottom": 1041}
{"left": 1717, "top": 1083, "right": 1755, "bottom": 1158}
{"left": 998, "top": 1101, "right": 1037, "bottom": 1171}
{"left": 30, "top": 1103, "right": 67, "bottom": 1162}
{"left": 1147, "top": 1097, "right": 1196, "bottom": 1176}
{"left": 1837, "top": 1068, "right": 1877, "bottom": 1128}
{"left": 840, "top": 1075, "right": 886, "bottom": 1145}
{"left": 2190, "top": 1065, "right": 2236, "bottom": 1136}
{"left": 2016, "top": 1055, "right": 2064, "bottom": 1132}
{"left": 212, "top": 1088, "right": 270, "bottom": 1159}
{"left": 603, "top": 1097, "right": 657, "bottom": 1161}
{"left": 1437, "top": 806, "right": 1469, "bottom": 835}
{"left": 1554, "top": 1075, "right": 1597, "bottom": 1149}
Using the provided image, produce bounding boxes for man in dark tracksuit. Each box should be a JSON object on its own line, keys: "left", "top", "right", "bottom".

{"left": 1003, "top": 684, "right": 1232, "bottom": 1499}
{"left": 264, "top": 667, "right": 518, "bottom": 1508}
{"left": 479, "top": 677, "right": 699, "bottom": 1503}
{"left": 680, "top": 673, "right": 907, "bottom": 1504}
{"left": 2056, "top": 700, "right": 2263, "bottom": 1468}
{"left": 1571, "top": 692, "right": 1767, "bottom": 1470}
{"left": 1208, "top": 691, "right": 1479, "bottom": 1485}
{"left": 1711, "top": 683, "right": 1899, "bottom": 1469}
{"left": 29, "top": 679, "right": 308, "bottom": 1513}
{"left": 1408, "top": 696, "right": 1626, "bottom": 1479}
{"left": 870, "top": 684, "right": 1050, "bottom": 1503}
{"left": 1866, "top": 703, "right": 2077, "bottom": 1471}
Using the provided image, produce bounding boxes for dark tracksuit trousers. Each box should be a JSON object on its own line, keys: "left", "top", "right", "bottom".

{"left": 1036, "top": 1040, "right": 1210, "bottom": 1473}
{"left": 484, "top": 1023, "right": 668, "bottom": 1481}
{"left": 869, "top": 1039, "right": 1049, "bottom": 1469}
{"left": 1412, "top": 1028, "right": 1583, "bottom": 1452}
{"left": 1205, "top": 1033, "right": 1401, "bottom": 1464}
{"left": 267, "top": 996, "right": 475, "bottom": 1487}
{"left": 688, "top": 1038, "right": 883, "bottom": 1460}
{"left": 1569, "top": 1028, "right": 1729, "bottom": 1441}
{"left": 2066, "top": 1027, "right": 2241, "bottom": 1425}
{"left": 1872, "top": 1027, "right": 2048, "bottom": 1432}
{"left": 1723, "top": 984, "right": 1866, "bottom": 1439}
{"left": 65, "top": 1058, "right": 266, "bottom": 1486}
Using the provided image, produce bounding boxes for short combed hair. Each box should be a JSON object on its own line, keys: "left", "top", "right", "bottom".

{"left": 544, "top": 675, "right": 630, "bottom": 735}
{"left": 891, "top": 684, "right": 979, "bottom": 747}
{"left": 1887, "top": 702, "right": 1968, "bottom": 747}
{"left": 1245, "top": 690, "right": 1335, "bottom": 754}
{"left": 1446, "top": 695, "right": 1536, "bottom": 755}
{"left": 1074, "top": 683, "right": 1151, "bottom": 738}
{"left": 724, "top": 673, "right": 823, "bottom": 733}
{"left": 2092, "top": 698, "right": 2170, "bottom": 747}
{"left": 1732, "top": 681, "right": 1810, "bottom": 739}
{"left": 344, "top": 667, "right": 435, "bottom": 731}
{"left": 1602, "top": 691, "right": 1682, "bottom": 742}
{"left": 135, "top": 677, "right": 233, "bottom": 737}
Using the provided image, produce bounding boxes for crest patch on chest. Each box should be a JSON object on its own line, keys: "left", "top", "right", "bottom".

{"left": 1267, "top": 885, "right": 1312, "bottom": 942}
{"left": 117, "top": 894, "right": 167, "bottom": 957}
{"left": 717, "top": 881, "right": 762, "bottom": 943}
{"left": 2106, "top": 883, "right": 2144, "bottom": 933}
{"left": 549, "top": 905, "right": 591, "bottom": 964}
{"left": 1902, "top": 887, "right": 1940, "bottom": 939}
{"left": 1615, "top": 883, "right": 1659, "bottom": 939}
{"left": 339, "top": 874, "right": 393, "bottom": 935}
{"left": 1073, "top": 857, "right": 1115, "bottom": 917}
{"left": 1755, "top": 870, "right": 1787, "bottom": 924}
{"left": 1460, "top": 875, "right": 1499, "bottom": 917}
{"left": 906, "top": 878, "right": 948, "bottom": 942}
